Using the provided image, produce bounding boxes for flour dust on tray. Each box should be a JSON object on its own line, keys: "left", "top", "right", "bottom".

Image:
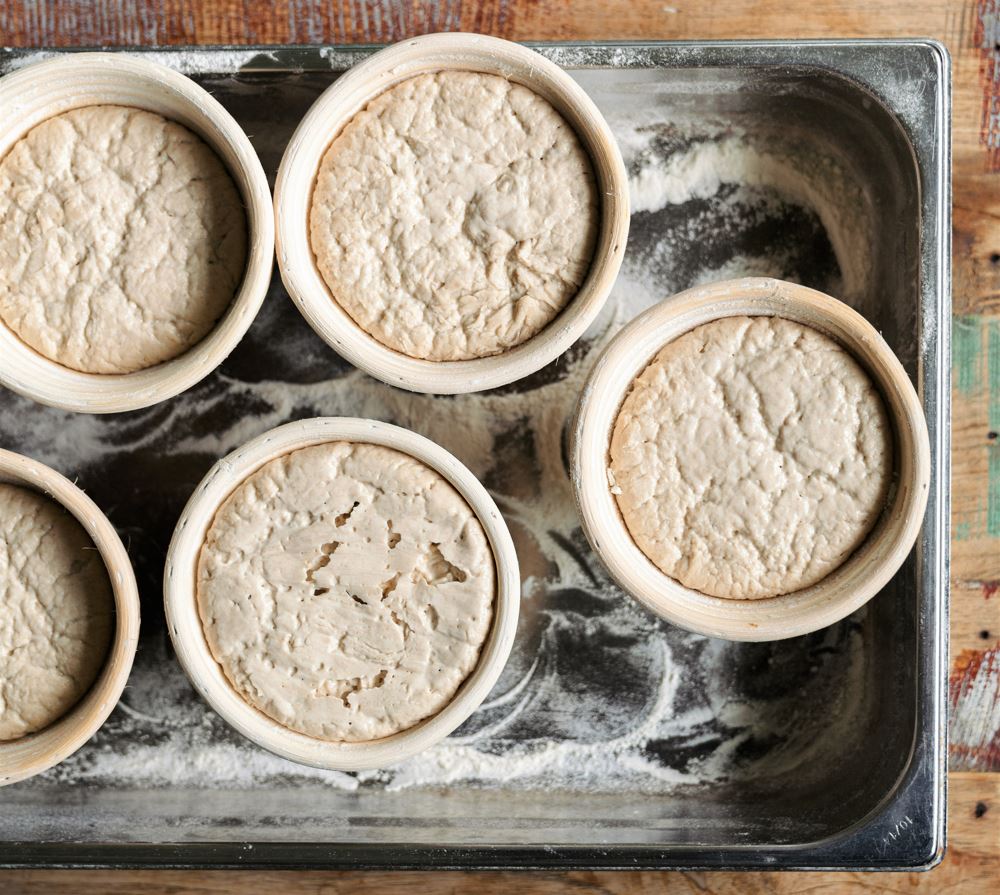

{"left": 6, "top": 107, "right": 876, "bottom": 794}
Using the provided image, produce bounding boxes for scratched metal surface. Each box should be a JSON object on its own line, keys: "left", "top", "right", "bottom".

{"left": 0, "top": 42, "right": 949, "bottom": 870}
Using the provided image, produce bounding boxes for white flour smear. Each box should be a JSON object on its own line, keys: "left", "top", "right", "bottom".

{"left": 0, "top": 48, "right": 274, "bottom": 75}
{"left": 8, "top": 97, "right": 874, "bottom": 796}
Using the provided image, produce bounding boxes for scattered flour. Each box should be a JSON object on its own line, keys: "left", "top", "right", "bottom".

{"left": 6, "top": 87, "right": 877, "bottom": 798}
{"left": 625, "top": 134, "right": 872, "bottom": 302}
{"left": 0, "top": 48, "right": 273, "bottom": 76}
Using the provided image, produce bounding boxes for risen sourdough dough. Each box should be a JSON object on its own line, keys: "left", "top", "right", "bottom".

{"left": 0, "top": 105, "right": 247, "bottom": 374}
{"left": 0, "top": 484, "right": 114, "bottom": 740}
{"left": 309, "top": 71, "right": 598, "bottom": 361}
{"left": 609, "top": 316, "right": 892, "bottom": 600}
{"left": 197, "top": 442, "right": 495, "bottom": 742}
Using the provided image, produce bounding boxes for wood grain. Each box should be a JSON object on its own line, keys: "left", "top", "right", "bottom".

{"left": 0, "top": 1, "right": 962, "bottom": 47}
{"left": 0, "top": 0, "right": 997, "bottom": 890}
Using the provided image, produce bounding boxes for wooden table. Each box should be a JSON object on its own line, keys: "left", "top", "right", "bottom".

{"left": 1, "top": 1, "right": 997, "bottom": 892}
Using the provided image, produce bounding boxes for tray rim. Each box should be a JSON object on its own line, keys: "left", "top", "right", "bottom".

{"left": 0, "top": 37, "right": 951, "bottom": 872}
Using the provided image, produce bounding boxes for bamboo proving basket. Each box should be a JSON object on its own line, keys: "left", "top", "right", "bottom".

{"left": 571, "top": 277, "right": 931, "bottom": 642}
{"left": 0, "top": 449, "right": 140, "bottom": 786}
{"left": 274, "top": 32, "right": 629, "bottom": 395}
{"left": 164, "top": 417, "right": 520, "bottom": 771}
{"left": 0, "top": 53, "right": 274, "bottom": 414}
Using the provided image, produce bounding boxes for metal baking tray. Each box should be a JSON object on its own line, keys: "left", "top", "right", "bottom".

{"left": 0, "top": 40, "right": 950, "bottom": 870}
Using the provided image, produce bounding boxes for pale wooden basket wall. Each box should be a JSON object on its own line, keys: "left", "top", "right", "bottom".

{"left": 572, "top": 277, "right": 931, "bottom": 642}
{"left": 0, "top": 53, "right": 274, "bottom": 414}
{"left": 0, "top": 449, "right": 140, "bottom": 785}
{"left": 164, "top": 417, "right": 520, "bottom": 771}
{"left": 275, "top": 32, "right": 630, "bottom": 395}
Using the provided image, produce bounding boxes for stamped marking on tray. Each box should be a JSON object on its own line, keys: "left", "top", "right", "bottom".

{"left": 880, "top": 815, "right": 915, "bottom": 850}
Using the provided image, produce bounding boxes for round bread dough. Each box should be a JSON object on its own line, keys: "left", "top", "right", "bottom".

{"left": 197, "top": 441, "right": 495, "bottom": 742}
{"left": 0, "top": 484, "right": 114, "bottom": 740}
{"left": 0, "top": 105, "right": 247, "bottom": 374}
{"left": 609, "top": 316, "right": 893, "bottom": 600}
{"left": 309, "top": 70, "right": 598, "bottom": 361}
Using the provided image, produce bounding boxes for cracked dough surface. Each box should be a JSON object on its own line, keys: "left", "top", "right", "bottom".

{"left": 0, "top": 484, "right": 114, "bottom": 740}
{"left": 197, "top": 441, "right": 495, "bottom": 742}
{"left": 309, "top": 71, "right": 598, "bottom": 361}
{"left": 0, "top": 105, "right": 247, "bottom": 374}
{"left": 609, "top": 316, "right": 892, "bottom": 600}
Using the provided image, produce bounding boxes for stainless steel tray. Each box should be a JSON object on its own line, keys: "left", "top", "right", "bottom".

{"left": 0, "top": 40, "right": 950, "bottom": 871}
